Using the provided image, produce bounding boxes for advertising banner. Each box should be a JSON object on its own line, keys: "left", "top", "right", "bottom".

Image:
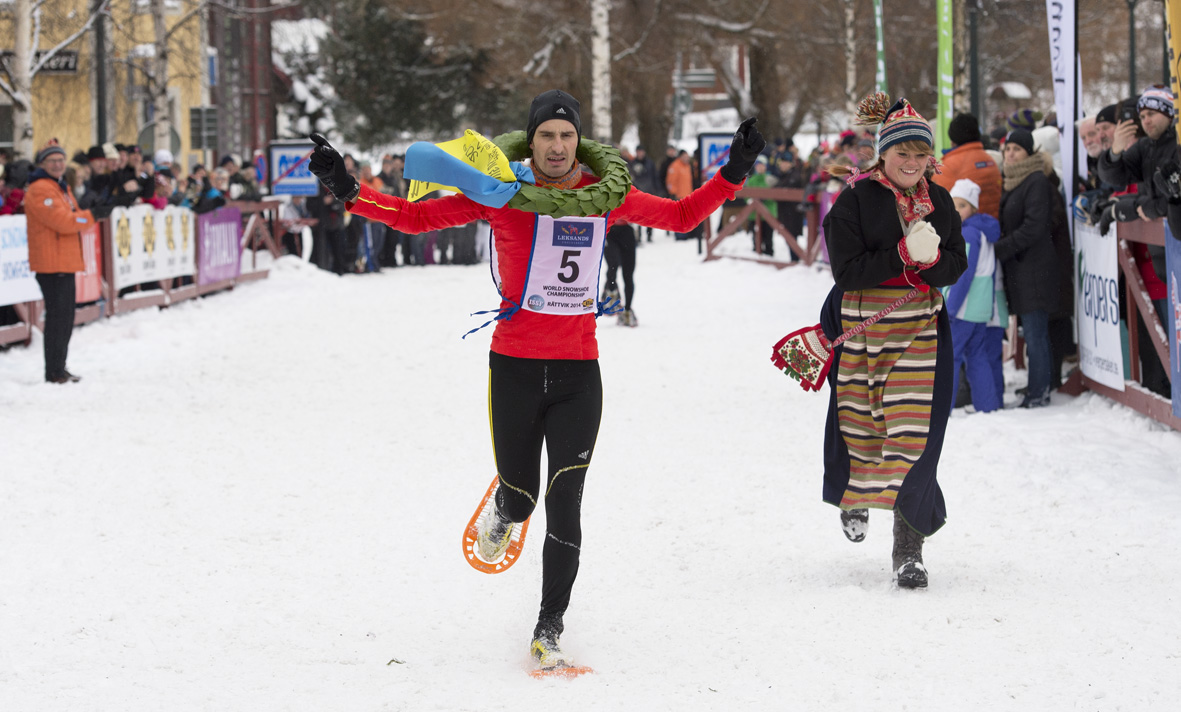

{"left": 197, "top": 207, "right": 242, "bottom": 286}
{"left": 874, "top": 0, "right": 887, "bottom": 94}
{"left": 935, "top": 0, "right": 953, "bottom": 155}
{"left": 110, "top": 205, "right": 198, "bottom": 289}
{"left": 1046, "top": 0, "right": 1081, "bottom": 243}
{"left": 75, "top": 223, "right": 103, "bottom": 303}
{"left": 0, "top": 215, "right": 40, "bottom": 306}
{"left": 160, "top": 205, "right": 197, "bottom": 280}
{"left": 1074, "top": 219, "right": 1125, "bottom": 391}
{"left": 1165, "top": 220, "right": 1181, "bottom": 417}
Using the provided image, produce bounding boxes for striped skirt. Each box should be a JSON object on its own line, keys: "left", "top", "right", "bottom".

{"left": 820, "top": 285, "right": 951, "bottom": 536}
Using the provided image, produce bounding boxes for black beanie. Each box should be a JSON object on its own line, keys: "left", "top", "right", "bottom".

{"left": 947, "top": 113, "right": 981, "bottom": 145}
{"left": 1095, "top": 104, "right": 1118, "bottom": 126}
{"left": 1006, "top": 128, "right": 1036, "bottom": 156}
{"left": 87, "top": 145, "right": 105, "bottom": 161}
{"left": 526, "top": 90, "right": 581, "bottom": 144}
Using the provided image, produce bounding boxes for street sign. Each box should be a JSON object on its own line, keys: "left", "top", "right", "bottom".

{"left": 268, "top": 140, "right": 317, "bottom": 196}
{"left": 697, "top": 133, "right": 732, "bottom": 182}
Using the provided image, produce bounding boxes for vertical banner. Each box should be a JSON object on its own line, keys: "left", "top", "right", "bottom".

{"left": 75, "top": 224, "right": 103, "bottom": 303}
{"left": 936, "top": 0, "right": 954, "bottom": 155}
{"left": 873, "top": 0, "right": 888, "bottom": 94}
{"left": 1166, "top": 1, "right": 1181, "bottom": 144}
{"left": 0, "top": 215, "right": 40, "bottom": 306}
{"left": 1074, "top": 219, "right": 1125, "bottom": 391}
{"left": 1165, "top": 221, "right": 1181, "bottom": 416}
{"left": 1046, "top": 0, "right": 1079, "bottom": 241}
{"left": 197, "top": 207, "right": 243, "bottom": 286}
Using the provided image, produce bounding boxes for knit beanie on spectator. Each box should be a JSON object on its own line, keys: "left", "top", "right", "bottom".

{"left": 526, "top": 89, "right": 581, "bottom": 145}
{"left": 947, "top": 113, "right": 981, "bottom": 145}
{"left": 87, "top": 145, "right": 105, "bottom": 161}
{"left": 35, "top": 139, "right": 66, "bottom": 165}
{"left": 1006, "top": 128, "right": 1036, "bottom": 156}
{"left": 1007, "top": 109, "right": 1043, "bottom": 132}
{"left": 1138, "top": 85, "right": 1177, "bottom": 119}
{"left": 1095, "top": 104, "right": 1118, "bottom": 126}
{"left": 155, "top": 149, "right": 173, "bottom": 166}
{"left": 854, "top": 93, "right": 934, "bottom": 154}
{"left": 102, "top": 142, "right": 119, "bottom": 160}
{"left": 949, "top": 178, "right": 981, "bottom": 209}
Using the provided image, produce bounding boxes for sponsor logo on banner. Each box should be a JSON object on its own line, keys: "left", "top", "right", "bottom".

{"left": 1073, "top": 219, "right": 1125, "bottom": 390}
{"left": 552, "top": 220, "right": 594, "bottom": 248}
{"left": 0, "top": 216, "right": 41, "bottom": 306}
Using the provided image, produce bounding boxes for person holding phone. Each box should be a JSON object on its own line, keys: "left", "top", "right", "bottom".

{"left": 1096, "top": 86, "right": 1180, "bottom": 231}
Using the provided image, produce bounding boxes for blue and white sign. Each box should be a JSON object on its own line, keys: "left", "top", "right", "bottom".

{"left": 0, "top": 215, "right": 41, "bottom": 306}
{"left": 697, "top": 133, "right": 733, "bottom": 182}
{"left": 1164, "top": 220, "right": 1181, "bottom": 417}
{"left": 268, "top": 141, "right": 318, "bottom": 196}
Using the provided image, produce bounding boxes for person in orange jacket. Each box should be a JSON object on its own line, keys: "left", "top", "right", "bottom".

{"left": 665, "top": 150, "right": 695, "bottom": 238}
{"left": 932, "top": 113, "right": 1002, "bottom": 219}
{"left": 25, "top": 139, "right": 110, "bottom": 383}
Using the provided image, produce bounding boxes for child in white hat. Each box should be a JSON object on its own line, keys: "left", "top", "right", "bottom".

{"left": 946, "top": 178, "right": 1007, "bottom": 412}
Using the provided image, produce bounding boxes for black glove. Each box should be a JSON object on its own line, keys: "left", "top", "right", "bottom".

{"left": 1154, "top": 159, "right": 1181, "bottom": 202}
{"left": 308, "top": 133, "right": 359, "bottom": 202}
{"left": 1097, "top": 196, "right": 1137, "bottom": 236}
{"left": 719, "top": 117, "right": 766, "bottom": 184}
{"left": 89, "top": 204, "right": 114, "bottom": 220}
{"left": 1088, "top": 196, "right": 1113, "bottom": 225}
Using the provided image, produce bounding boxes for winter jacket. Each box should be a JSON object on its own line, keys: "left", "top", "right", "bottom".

{"left": 822, "top": 177, "right": 967, "bottom": 291}
{"left": 1097, "top": 125, "right": 1180, "bottom": 220}
{"left": 933, "top": 141, "right": 1003, "bottom": 219}
{"left": 627, "top": 155, "right": 658, "bottom": 194}
{"left": 944, "top": 212, "right": 1007, "bottom": 325}
{"left": 665, "top": 159, "right": 693, "bottom": 200}
{"left": 24, "top": 170, "right": 97, "bottom": 274}
{"left": 996, "top": 153, "right": 1060, "bottom": 315}
{"left": 347, "top": 171, "right": 743, "bottom": 360}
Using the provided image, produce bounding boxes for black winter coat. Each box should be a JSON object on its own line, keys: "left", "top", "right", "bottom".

{"left": 996, "top": 164, "right": 1060, "bottom": 315}
{"left": 1097, "top": 125, "right": 1179, "bottom": 220}
{"left": 823, "top": 177, "right": 967, "bottom": 291}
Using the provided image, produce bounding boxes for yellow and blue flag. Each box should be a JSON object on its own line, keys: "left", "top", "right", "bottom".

{"left": 405, "top": 130, "right": 534, "bottom": 208}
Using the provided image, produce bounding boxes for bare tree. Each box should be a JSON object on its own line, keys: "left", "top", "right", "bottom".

{"left": 0, "top": 0, "right": 109, "bottom": 158}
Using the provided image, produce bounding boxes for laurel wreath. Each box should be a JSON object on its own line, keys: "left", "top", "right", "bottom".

{"left": 492, "top": 131, "right": 632, "bottom": 217}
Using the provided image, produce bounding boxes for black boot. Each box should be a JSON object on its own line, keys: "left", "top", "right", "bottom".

{"left": 892, "top": 509, "right": 928, "bottom": 589}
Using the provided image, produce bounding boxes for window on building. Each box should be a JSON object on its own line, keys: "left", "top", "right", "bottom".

{"left": 0, "top": 104, "right": 13, "bottom": 151}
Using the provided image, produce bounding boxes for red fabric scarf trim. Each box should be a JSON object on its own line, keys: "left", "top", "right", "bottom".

{"left": 531, "top": 161, "right": 583, "bottom": 191}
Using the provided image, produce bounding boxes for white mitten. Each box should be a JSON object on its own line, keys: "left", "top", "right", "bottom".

{"left": 903, "top": 220, "right": 940, "bottom": 264}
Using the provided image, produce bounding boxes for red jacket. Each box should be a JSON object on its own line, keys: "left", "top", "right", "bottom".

{"left": 347, "top": 172, "right": 742, "bottom": 359}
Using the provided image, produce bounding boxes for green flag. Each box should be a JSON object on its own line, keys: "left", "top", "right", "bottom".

{"left": 936, "top": 0, "right": 954, "bottom": 154}
{"left": 874, "top": 0, "right": 888, "bottom": 94}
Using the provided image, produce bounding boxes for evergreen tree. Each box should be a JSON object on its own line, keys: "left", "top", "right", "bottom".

{"left": 319, "top": 0, "right": 492, "bottom": 147}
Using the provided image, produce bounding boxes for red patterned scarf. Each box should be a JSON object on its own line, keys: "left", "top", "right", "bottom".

{"left": 868, "top": 168, "right": 933, "bottom": 225}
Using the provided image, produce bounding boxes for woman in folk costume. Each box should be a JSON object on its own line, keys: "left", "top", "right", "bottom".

{"left": 820, "top": 94, "right": 967, "bottom": 588}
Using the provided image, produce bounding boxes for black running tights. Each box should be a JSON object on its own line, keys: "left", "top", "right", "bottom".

{"left": 603, "top": 224, "right": 636, "bottom": 310}
{"left": 488, "top": 351, "right": 603, "bottom": 628}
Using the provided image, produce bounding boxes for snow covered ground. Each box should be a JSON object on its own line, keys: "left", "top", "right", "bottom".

{"left": 2, "top": 231, "right": 1179, "bottom": 711}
